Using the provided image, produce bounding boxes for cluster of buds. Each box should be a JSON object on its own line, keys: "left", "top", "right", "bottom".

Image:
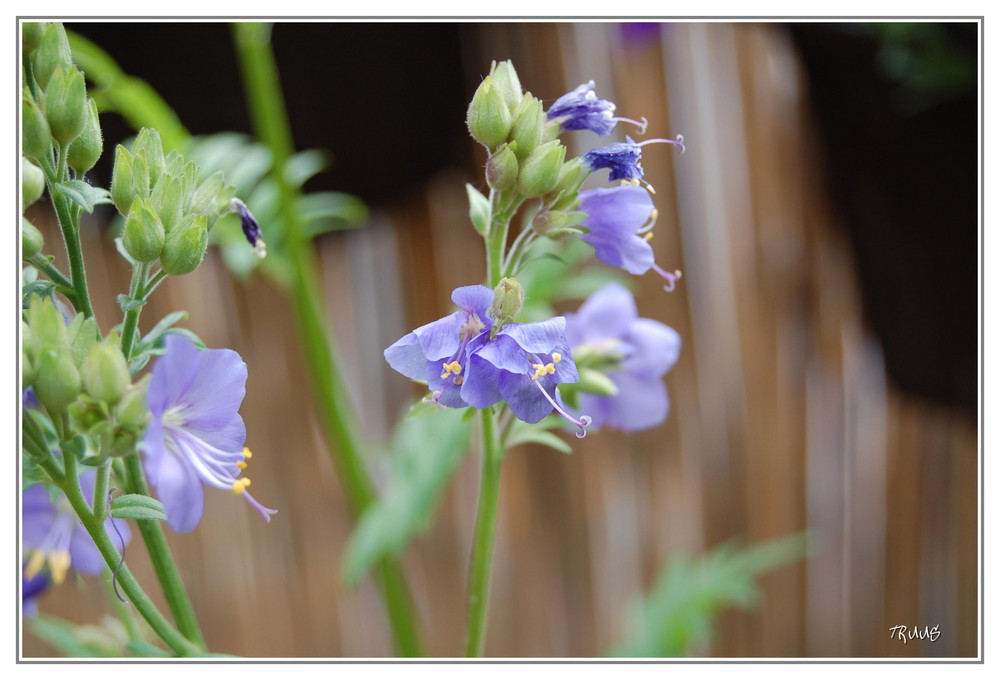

{"left": 23, "top": 296, "right": 149, "bottom": 456}
{"left": 113, "top": 128, "right": 238, "bottom": 274}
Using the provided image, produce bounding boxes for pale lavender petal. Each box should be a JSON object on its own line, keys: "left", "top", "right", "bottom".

{"left": 545, "top": 339, "right": 579, "bottom": 384}
{"left": 184, "top": 414, "right": 246, "bottom": 456}
{"left": 605, "top": 372, "right": 669, "bottom": 431}
{"left": 451, "top": 285, "right": 494, "bottom": 320}
{"left": 622, "top": 318, "right": 681, "bottom": 377}
{"left": 474, "top": 334, "right": 529, "bottom": 374}
{"left": 68, "top": 526, "right": 107, "bottom": 574}
{"left": 140, "top": 417, "right": 167, "bottom": 482}
{"left": 577, "top": 392, "right": 614, "bottom": 430}
{"left": 571, "top": 282, "right": 637, "bottom": 341}
{"left": 177, "top": 347, "right": 248, "bottom": 431}
{"left": 153, "top": 451, "right": 205, "bottom": 533}
{"left": 498, "top": 317, "right": 566, "bottom": 354}
{"left": 384, "top": 332, "right": 430, "bottom": 381}
{"left": 460, "top": 354, "right": 503, "bottom": 408}
{"left": 22, "top": 485, "right": 57, "bottom": 547}
{"left": 148, "top": 335, "right": 200, "bottom": 415}
{"left": 498, "top": 372, "right": 553, "bottom": 424}
{"left": 412, "top": 311, "right": 465, "bottom": 361}
{"left": 583, "top": 230, "right": 655, "bottom": 275}
{"left": 579, "top": 185, "right": 654, "bottom": 228}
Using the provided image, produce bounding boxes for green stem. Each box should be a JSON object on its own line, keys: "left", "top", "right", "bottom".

{"left": 486, "top": 191, "right": 506, "bottom": 288}
{"left": 232, "top": 21, "right": 423, "bottom": 657}
{"left": 91, "top": 459, "right": 112, "bottom": 521}
{"left": 37, "top": 454, "right": 201, "bottom": 657}
{"left": 463, "top": 408, "right": 504, "bottom": 657}
{"left": 120, "top": 262, "right": 148, "bottom": 357}
{"left": 41, "top": 148, "right": 94, "bottom": 319}
{"left": 27, "top": 255, "right": 77, "bottom": 302}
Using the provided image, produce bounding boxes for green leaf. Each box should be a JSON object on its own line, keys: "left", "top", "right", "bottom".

{"left": 506, "top": 419, "right": 573, "bottom": 454}
{"left": 28, "top": 615, "right": 106, "bottom": 657}
{"left": 134, "top": 310, "right": 189, "bottom": 354}
{"left": 466, "top": 183, "right": 490, "bottom": 235}
{"left": 54, "top": 180, "right": 113, "bottom": 213}
{"left": 608, "top": 533, "right": 814, "bottom": 657}
{"left": 116, "top": 294, "right": 146, "bottom": 313}
{"left": 341, "top": 406, "right": 473, "bottom": 584}
{"left": 110, "top": 493, "right": 168, "bottom": 522}
{"left": 126, "top": 640, "right": 171, "bottom": 658}
{"left": 22, "top": 279, "right": 56, "bottom": 308}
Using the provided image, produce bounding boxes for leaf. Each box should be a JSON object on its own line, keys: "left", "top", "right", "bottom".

{"left": 54, "top": 180, "right": 113, "bottom": 213}
{"left": 134, "top": 310, "right": 189, "bottom": 354}
{"left": 21, "top": 279, "right": 56, "bottom": 308}
{"left": 466, "top": 183, "right": 490, "bottom": 235}
{"left": 111, "top": 493, "right": 168, "bottom": 522}
{"left": 126, "top": 640, "right": 171, "bottom": 658}
{"left": 28, "top": 615, "right": 105, "bottom": 658}
{"left": 116, "top": 294, "right": 146, "bottom": 313}
{"left": 341, "top": 406, "right": 473, "bottom": 584}
{"left": 505, "top": 419, "right": 573, "bottom": 454}
{"left": 608, "top": 533, "right": 814, "bottom": 657}
{"left": 127, "top": 352, "right": 151, "bottom": 375}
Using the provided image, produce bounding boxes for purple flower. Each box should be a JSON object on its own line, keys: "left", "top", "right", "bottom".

{"left": 547, "top": 81, "right": 647, "bottom": 136}
{"left": 23, "top": 470, "right": 132, "bottom": 586}
{"left": 564, "top": 283, "right": 681, "bottom": 431}
{"left": 228, "top": 198, "right": 266, "bottom": 258}
{"left": 582, "top": 135, "right": 686, "bottom": 183}
{"left": 578, "top": 184, "right": 682, "bottom": 291}
{"left": 141, "top": 335, "right": 276, "bottom": 533}
{"left": 22, "top": 566, "right": 49, "bottom": 616}
{"left": 384, "top": 285, "right": 591, "bottom": 434}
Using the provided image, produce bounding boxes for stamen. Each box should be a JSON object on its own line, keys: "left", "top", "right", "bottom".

{"left": 243, "top": 447, "right": 253, "bottom": 459}
{"left": 651, "top": 264, "right": 683, "bottom": 292}
{"left": 237, "top": 461, "right": 247, "bottom": 469}
{"left": 644, "top": 232, "right": 654, "bottom": 242}
{"left": 25, "top": 550, "right": 45, "bottom": 579}
{"left": 531, "top": 381, "right": 592, "bottom": 438}
{"left": 48, "top": 550, "right": 71, "bottom": 585}
{"left": 612, "top": 115, "right": 648, "bottom": 134}
{"left": 636, "top": 135, "right": 686, "bottom": 154}
{"left": 423, "top": 390, "right": 447, "bottom": 410}
{"left": 453, "top": 376, "right": 464, "bottom": 385}
{"left": 551, "top": 353, "right": 562, "bottom": 363}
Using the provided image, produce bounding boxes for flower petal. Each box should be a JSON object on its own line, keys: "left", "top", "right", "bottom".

{"left": 498, "top": 371, "right": 553, "bottom": 424}
{"left": 451, "top": 285, "right": 494, "bottom": 320}
{"left": 151, "top": 451, "right": 205, "bottom": 533}
{"left": 474, "top": 335, "right": 529, "bottom": 374}
{"left": 605, "top": 372, "right": 669, "bottom": 431}
{"left": 22, "top": 485, "right": 57, "bottom": 548}
{"left": 413, "top": 311, "right": 465, "bottom": 362}
{"left": 497, "top": 317, "right": 567, "bottom": 354}
{"left": 384, "top": 332, "right": 431, "bottom": 381}
{"left": 566, "top": 282, "right": 637, "bottom": 343}
{"left": 147, "top": 335, "right": 200, "bottom": 415}
{"left": 622, "top": 318, "right": 681, "bottom": 377}
{"left": 460, "top": 354, "right": 503, "bottom": 408}
{"left": 175, "top": 346, "right": 248, "bottom": 432}
{"left": 184, "top": 414, "right": 247, "bottom": 455}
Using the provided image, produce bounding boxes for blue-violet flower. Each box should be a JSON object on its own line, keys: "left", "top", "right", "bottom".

{"left": 229, "top": 198, "right": 266, "bottom": 258}
{"left": 578, "top": 184, "right": 682, "bottom": 291}
{"left": 582, "top": 135, "right": 685, "bottom": 183}
{"left": 384, "top": 285, "right": 591, "bottom": 435}
{"left": 23, "top": 470, "right": 132, "bottom": 586}
{"left": 22, "top": 565, "right": 49, "bottom": 616}
{"left": 546, "top": 81, "right": 647, "bottom": 136}
{"left": 565, "top": 282, "right": 681, "bottom": 431}
{"left": 141, "top": 335, "right": 276, "bottom": 532}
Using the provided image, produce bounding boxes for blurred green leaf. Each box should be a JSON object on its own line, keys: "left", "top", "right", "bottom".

{"left": 111, "top": 493, "right": 167, "bottom": 522}
{"left": 341, "top": 406, "right": 473, "bottom": 584}
{"left": 505, "top": 417, "right": 573, "bottom": 454}
{"left": 54, "top": 180, "right": 112, "bottom": 214}
{"left": 609, "top": 532, "right": 814, "bottom": 658}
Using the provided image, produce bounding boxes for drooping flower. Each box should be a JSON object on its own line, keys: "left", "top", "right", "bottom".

{"left": 23, "top": 470, "right": 132, "bottom": 586}
{"left": 582, "top": 135, "right": 685, "bottom": 183}
{"left": 564, "top": 282, "right": 681, "bottom": 431}
{"left": 141, "top": 335, "right": 276, "bottom": 533}
{"left": 577, "top": 184, "right": 682, "bottom": 291}
{"left": 384, "top": 284, "right": 591, "bottom": 435}
{"left": 228, "top": 198, "right": 266, "bottom": 258}
{"left": 546, "top": 81, "right": 647, "bottom": 136}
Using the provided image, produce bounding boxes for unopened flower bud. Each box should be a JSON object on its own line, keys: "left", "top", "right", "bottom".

{"left": 516, "top": 140, "right": 565, "bottom": 198}
{"left": 110, "top": 145, "right": 134, "bottom": 214}
{"left": 67, "top": 314, "right": 99, "bottom": 369}
{"left": 22, "top": 218, "right": 44, "bottom": 259}
{"left": 467, "top": 76, "right": 513, "bottom": 149}
{"left": 82, "top": 333, "right": 130, "bottom": 405}
{"left": 490, "top": 277, "right": 525, "bottom": 326}
{"left": 486, "top": 143, "right": 518, "bottom": 191}
{"left": 150, "top": 173, "right": 185, "bottom": 233}
{"left": 32, "top": 23, "right": 72, "bottom": 90}
{"left": 22, "top": 22, "right": 46, "bottom": 54}
{"left": 510, "top": 95, "right": 544, "bottom": 161}
{"left": 132, "top": 128, "right": 166, "bottom": 188}
{"left": 22, "top": 157, "right": 45, "bottom": 208}
{"left": 27, "top": 295, "right": 69, "bottom": 354}
{"left": 122, "top": 198, "right": 165, "bottom": 263}
{"left": 549, "top": 158, "right": 588, "bottom": 209}
{"left": 22, "top": 348, "right": 35, "bottom": 387}
{"left": 43, "top": 66, "right": 88, "bottom": 145}
{"left": 576, "top": 368, "right": 620, "bottom": 396}
{"left": 34, "top": 346, "right": 81, "bottom": 412}
{"left": 67, "top": 99, "right": 103, "bottom": 174}
{"left": 115, "top": 375, "right": 150, "bottom": 430}
{"left": 532, "top": 209, "right": 585, "bottom": 236}
{"left": 489, "top": 60, "right": 523, "bottom": 111}
{"left": 190, "top": 171, "right": 233, "bottom": 225}
{"left": 160, "top": 214, "right": 208, "bottom": 276}
{"left": 22, "top": 95, "right": 51, "bottom": 160}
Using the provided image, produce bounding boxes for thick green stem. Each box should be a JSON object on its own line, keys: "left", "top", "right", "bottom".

{"left": 232, "top": 21, "right": 422, "bottom": 657}
{"left": 91, "top": 459, "right": 112, "bottom": 520}
{"left": 120, "top": 262, "right": 148, "bottom": 357}
{"left": 43, "top": 146, "right": 94, "bottom": 319}
{"left": 38, "top": 453, "right": 199, "bottom": 657}
{"left": 463, "top": 408, "right": 504, "bottom": 657}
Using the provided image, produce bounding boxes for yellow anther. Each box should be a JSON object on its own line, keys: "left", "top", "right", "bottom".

{"left": 531, "top": 374, "right": 540, "bottom": 382}
{"left": 644, "top": 232, "right": 654, "bottom": 242}
{"left": 237, "top": 461, "right": 248, "bottom": 469}
{"left": 532, "top": 363, "right": 545, "bottom": 370}
{"left": 232, "top": 478, "right": 251, "bottom": 494}
{"left": 546, "top": 363, "right": 556, "bottom": 374}
{"left": 25, "top": 550, "right": 45, "bottom": 579}
{"left": 440, "top": 372, "right": 449, "bottom": 379}
{"left": 242, "top": 447, "right": 252, "bottom": 459}
{"left": 631, "top": 179, "right": 640, "bottom": 187}
{"left": 48, "top": 550, "right": 71, "bottom": 585}
{"left": 648, "top": 184, "right": 657, "bottom": 195}
{"left": 552, "top": 353, "right": 562, "bottom": 363}
{"left": 650, "top": 208, "right": 659, "bottom": 220}
{"left": 453, "top": 376, "right": 464, "bottom": 385}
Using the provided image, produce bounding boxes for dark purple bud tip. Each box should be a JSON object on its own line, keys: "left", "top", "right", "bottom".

{"left": 229, "top": 198, "right": 267, "bottom": 258}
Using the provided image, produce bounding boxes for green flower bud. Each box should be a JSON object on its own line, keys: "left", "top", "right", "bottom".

{"left": 489, "top": 60, "right": 523, "bottom": 111}
{"left": 34, "top": 345, "right": 82, "bottom": 412}
{"left": 26, "top": 295, "right": 69, "bottom": 355}
{"left": 110, "top": 145, "right": 134, "bottom": 215}
{"left": 576, "top": 368, "right": 620, "bottom": 397}
{"left": 22, "top": 22, "right": 46, "bottom": 54}
{"left": 132, "top": 128, "right": 166, "bottom": 188}
{"left": 486, "top": 143, "right": 518, "bottom": 191}
{"left": 22, "top": 347, "right": 35, "bottom": 387}
{"left": 122, "top": 198, "right": 165, "bottom": 263}
{"left": 467, "top": 76, "right": 513, "bottom": 149}
{"left": 22, "top": 94, "right": 51, "bottom": 160}
{"left": 68, "top": 396, "right": 110, "bottom": 435}
{"left": 509, "top": 94, "right": 544, "bottom": 161}
{"left": 32, "top": 23, "right": 72, "bottom": 90}
{"left": 82, "top": 333, "right": 130, "bottom": 405}
{"left": 67, "top": 314, "right": 99, "bottom": 369}
{"left": 115, "top": 375, "right": 150, "bottom": 430}
{"left": 489, "top": 277, "right": 525, "bottom": 328}
{"left": 67, "top": 99, "right": 103, "bottom": 174}
{"left": 516, "top": 140, "right": 565, "bottom": 198}
{"left": 150, "top": 173, "right": 186, "bottom": 232}
{"left": 130, "top": 150, "right": 152, "bottom": 201}
{"left": 189, "top": 171, "right": 234, "bottom": 226}
{"left": 43, "top": 66, "right": 88, "bottom": 145}
{"left": 531, "top": 209, "right": 586, "bottom": 236}
{"left": 160, "top": 214, "right": 208, "bottom": 276}
{"left": 22, "top": 157, "right": 45, "bottom": 208}
{"left": 22, "top": 218, "right": 44, "bottom": 259}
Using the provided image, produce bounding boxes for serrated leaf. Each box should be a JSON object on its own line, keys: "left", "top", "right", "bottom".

{"left": 111, "top": 493, "right": 167, "bottom": 522}
{"left": 22, "top": 280, "right": 56, "bottom": 307}
{"left": 116, "top": 294, "right": 146, "bottom": 313}
{"left": 466, "top": 183, "right": 490, "bottom": 235}
{"left": 54, "top": 180, "right": 113, "bottom": 214}
{"left": 341, "top": 407, "right": 472, "bottom": 584}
